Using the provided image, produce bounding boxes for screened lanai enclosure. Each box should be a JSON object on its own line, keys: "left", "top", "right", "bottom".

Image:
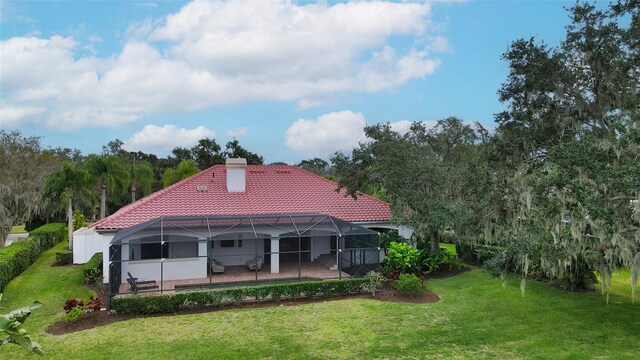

{"left": 108, "top": 214, "right": 380, "bottom": 300}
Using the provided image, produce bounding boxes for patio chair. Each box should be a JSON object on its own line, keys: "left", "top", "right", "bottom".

{"left": 246, "top": 256, "right": 263, "bottom": 271}
{"left": 210, "top": 258, "right": 225, "bottom": 274}
{"left": 127, "top": 272, "right": 159, "bottom": 294}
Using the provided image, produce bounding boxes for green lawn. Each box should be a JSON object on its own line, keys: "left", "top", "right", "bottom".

{"left": 10, "top": 224, "right": 27, "bottom": 234}
{"left": 440, "top": 242, "right": 457, "bottom": 255}
{"left": 2, "top": 243, "right": 639, "bottom": 359}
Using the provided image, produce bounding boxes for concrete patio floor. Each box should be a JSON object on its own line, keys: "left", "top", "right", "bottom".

{"left": 119, "top": 261, "right": 349, "bottom": 294}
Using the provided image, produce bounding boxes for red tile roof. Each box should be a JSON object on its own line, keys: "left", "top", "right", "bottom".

{"left": 92, "top": 165, "right": 391, "bottom": 230}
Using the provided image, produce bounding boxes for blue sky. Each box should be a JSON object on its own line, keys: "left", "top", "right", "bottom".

{"left": 1, "top": 0, "right": 583, "bottom": 163}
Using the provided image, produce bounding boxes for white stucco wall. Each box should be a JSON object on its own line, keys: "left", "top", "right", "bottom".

{"left": 121, "top": 258, "right": 208, "bottom": 283}
{"left": 73, "top": 227, "right": 111, "bottom": 264}
{"left": 311, "top": 235, "right": 332, "bottom": 260}
{"left": 210, "top": 238, "right": 264, "bottom": 266}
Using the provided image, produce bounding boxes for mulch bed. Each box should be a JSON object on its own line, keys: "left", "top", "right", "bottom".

{"left": 47, "top": 268, "right": 464, "bottom": 336}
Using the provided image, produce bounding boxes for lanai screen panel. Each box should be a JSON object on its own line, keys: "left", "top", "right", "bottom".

{"left": 108, "top": 213, "right": 380, "bottom": 303}
{"left": 110, "top": 213, "right": 380, "bottom": 245}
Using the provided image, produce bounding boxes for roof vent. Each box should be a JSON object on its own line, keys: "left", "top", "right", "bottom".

{"left": 196, "top": 185, "right": 208, "bottom": 192}
{"left": 226, "top": 158, "right": 247, "bottom": 193}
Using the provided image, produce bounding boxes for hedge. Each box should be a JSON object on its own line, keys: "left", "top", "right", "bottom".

{"left": 0, "top": 240, "right": 41, "bottom": 292}
{"left": 30, "top": 223, "right": 67, "bottom": 251}
{"left": 55, "top": 251, "right": 73, "bottom": 265}
{"left": 112, "top": 278, "right": 368, "bottom": 315}
{"left": 83, "top": 252, "right": 103, "bottom": 283}
{"left": 0, "top": 223, "right": 67, "bottom": 292}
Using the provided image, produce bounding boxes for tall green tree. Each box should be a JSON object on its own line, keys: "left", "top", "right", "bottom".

{"left": 224, "top": 140, "right": 264, "bottom": 165}
{"left": 85, "top": 155, "right": 128, "bottom": 219}
{"left": 128, "top": 160, "right": 154, "bottom": 203}
{"left": 332, "top": 118, "right": 484, "bottom": 252}
{"left": 0, "top": 131, "right": 66, "bottom": 246}
{"left": 296, "top": 158, "right": 329, "bottom": 175}
{"left": 190, "top": 138, "right": 224, "bottom": 169}
{"left": 483, "top": 1, "right": 639, "bottom": 295}
{"left": 162, "top": 160, "right": 200, "bottom": 187}
{"left": 169, "top": 147, "right": 193, "bottom": 167}
{"left": 44, "top": 162, "right": 94, "bottom": 250}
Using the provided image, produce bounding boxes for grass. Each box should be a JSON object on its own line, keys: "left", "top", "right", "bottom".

{"left": 596, "top": 268, "right": 637, "bottom": 302}
{"left": 1, "top": 241, "right": 93, "bottom": 336}
{"left": 10, "top": 225, "right": 27, "bottom": 234}
{"left": 1, "top": 244, "right": 639, "bottom": 359}
{"left": 440, "top": 242, "right": 457, "bottom": 255}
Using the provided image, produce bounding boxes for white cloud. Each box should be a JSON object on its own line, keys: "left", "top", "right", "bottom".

{"left": 389, "top": 120, "right": 439, "bottom": 134}
{"left": 0, "top": 104, "right": 46, "bottom": 127}
{"left": 1, "top": 0, "right": 446, "bottom": 130}
{"left": 427, "top": 35, "right": 451, "bottom": 53}
{"left": 285, "top": 110, "right": 365, "bottom": 155}
{"left": 137, "top": 2, "right": 158, "bottom": 8}
{"left": 389, "top": 120, "right": 414, "bottom": 134}
{"left": 123, "top": 124, "right": 215, "bottom": 155}
{"left": 226, "top": 126, "right": 248, "bottom": 137}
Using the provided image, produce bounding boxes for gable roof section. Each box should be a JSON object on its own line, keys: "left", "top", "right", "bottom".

{"left": 92, "top": 165, "right": 391, "bottom": 230}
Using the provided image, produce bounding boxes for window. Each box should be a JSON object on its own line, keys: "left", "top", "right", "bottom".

{"left": 168, "top": 241, "right": 198, "bottom": 258}
{"left": 238, "top": 239, "right": 243, "bottom": 248}
{"left": 134, "top": 243, "right": 167, "bottom": 260}
{"left": 221, "top": 240, "right": 234, "bottom": 248}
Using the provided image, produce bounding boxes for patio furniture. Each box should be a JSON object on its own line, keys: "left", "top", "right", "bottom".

{"left": 127, "top": 272, "right": 159, "bottom": 294}
{"left": 246, "top": 256, "right": 263, "bottom": 271}
{"left": 210, "top": 258, "right": 225, "bottom": 274}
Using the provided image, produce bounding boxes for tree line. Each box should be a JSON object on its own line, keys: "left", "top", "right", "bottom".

{"left": 332, "top": 1, "right": 639, "bottom": 296}
{"left": 0, "top": 134, "right": 266, "bottom": 246}
{"left": 0, "top": 130, "right": 334, "bottom": 247}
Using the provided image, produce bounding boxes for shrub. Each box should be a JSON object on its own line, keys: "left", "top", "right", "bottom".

{"left": 228, "top": 288, "right": 246, "bottom": 306}
{"left": 0, "top": 240, "right": 41, "bottom": 292}
{"left": 384, "top": 242, "right": 420, "bottom": 274}
{"left": 394, "top": 273, "right": 423, "bottom": 297}
{"left": 55, "top": 251, "right": 72, "bottom": 265}
{"left": 419, "top": 248, "right": 463, "bottom": 274}
{"left": 456, "top": 243, "right": 501, "bottom": 265}
{"left": 379, "top": 231, "right": 407, "bottom": 250}
{"left": 364, "top": 271, "right": 384, "bottom": 296}
{"left": 86, "top": 296, "right": 103, "bottom": 311}
{"left": 29, "top": 223, "right": 67, "bottom": 250}
{"left": 182, "top": 290, "right": 225, "bottom": 307}
{"left": 72, "top": 210, "right": 88, "bottom": 230}
{"left": 112, "top": 278, "right": 368, "bottom": 314}
{"left": 63, "top": 306, "right": 85, "bottom": 324}
{"left": 83, "top": 252, "right": 103, "bottom": 283}
{"left": 63, "top": 298, "right": 84, "bottom": 313}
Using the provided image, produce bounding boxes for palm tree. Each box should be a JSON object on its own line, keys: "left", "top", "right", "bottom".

{"left": 44, "top": 162, "right": 94, "bottom": 250}
{"left": 85, "top": 155, "right": 128, "bottom": 219}
{"left": 128, "top": 160, "right": 154, "bottom": 203}
{"left": 162, "top": 159, "right": 199, "bottom": 187}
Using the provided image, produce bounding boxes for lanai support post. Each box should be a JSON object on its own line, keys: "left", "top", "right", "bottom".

{"left": 270, "top": 237, "right": 280, "bottom": 273}
{"left": 338, "top": 234, "right": 343, "bottom": 280}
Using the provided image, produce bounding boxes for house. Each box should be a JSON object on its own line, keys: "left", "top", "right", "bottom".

{"left": 73, "top": 158, "right": 412, "bottom": 297}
